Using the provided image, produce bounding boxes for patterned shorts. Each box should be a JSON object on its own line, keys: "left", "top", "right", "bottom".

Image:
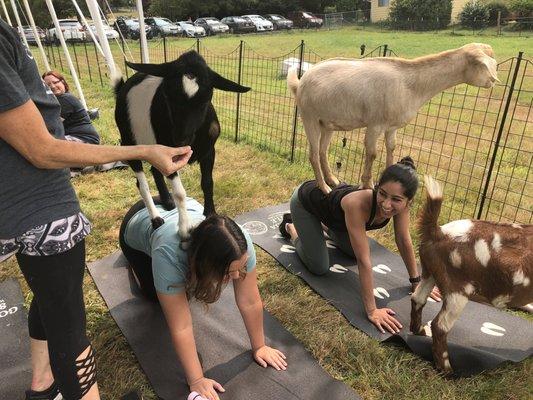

{"left": 0, "top": 212, "right": 92, "bottom": 262}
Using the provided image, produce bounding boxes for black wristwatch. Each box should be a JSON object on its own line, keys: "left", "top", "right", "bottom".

{"left": 409, "top": 276, "right": 421, "bottom": 284}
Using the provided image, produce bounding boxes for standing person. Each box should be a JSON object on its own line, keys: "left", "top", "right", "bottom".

{"left": 0, "top": 18, "right": 192, "bottom": 400}
{"left": 119, "top": 197, "right": 288, "bottom": 400}
{"left": 280, "top": 157, "right": 441, "bottom": 335}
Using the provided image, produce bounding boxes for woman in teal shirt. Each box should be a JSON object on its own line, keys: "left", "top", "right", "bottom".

{"left": 119, "top": 198, "right": 287, "bottom": 400}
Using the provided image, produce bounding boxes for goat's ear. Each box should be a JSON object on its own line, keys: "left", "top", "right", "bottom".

{"left": 126, "top": 60, "right": 176, "bottom": 77}
{"left": 477, "top": 53, "right": 500, "bottom": 83}
{"left": 211, "top": 70, "right": 251, "bottom": 93}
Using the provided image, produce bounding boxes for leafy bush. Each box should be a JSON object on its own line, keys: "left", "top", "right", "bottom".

{"left": 388, "top": 0, "right": 452, "bottom": 30}
{"left": 509, "top": 0, "right": 533, "bottom": 17}
{"left": 486, "top": 1, "right": 510, "bottom": 25}
{"left": 459, "top": 1, "right": 490, "bottom": 29}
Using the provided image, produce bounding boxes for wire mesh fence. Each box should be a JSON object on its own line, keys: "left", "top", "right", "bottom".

{"left": 43, "top": 38, "right": 532, "bottom": 225}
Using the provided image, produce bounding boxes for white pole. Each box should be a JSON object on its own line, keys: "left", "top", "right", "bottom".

{"left": 9, "top": 0, "right": 29, "bottom": 49}
{"left": 135, "top": 0, "right": 149, "bottom": 62}
{"left": 71, "top": 0, "right": 104, "bottom": 57}
{"left": 43, "top": 0, "right": 87, "bottom": 109}
{"left": 21, "top": 0, "right": 50, "bottom": 70}
{"left": 1, "top": 0, "right": 12, "bottom": 25}
{"left": 84, "top": 0, "right": 117, "bottom": 77}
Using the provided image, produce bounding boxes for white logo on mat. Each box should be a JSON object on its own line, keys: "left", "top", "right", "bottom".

{"left": 267, "top": 211, "right": 290, "bottom": 230}
{"left": 0, "top": 299, "right": 18, "bottom": 318}
{"left": 373, "top": 264, "right": 391, "bottom": 274}
{"left": 325, "top": 240, "right": 337, "bottom": 249}
{"left": 330, "top": 264, "right": 347, "bottom": 273}
{"left": 480, "top": 322, "right": 506, "bottom": 337}
{"left": 280, "top": 244, "right": 296, "bottom": 253}
{"left": 373, "top": 287, "right": 390, "bottom": 299}
{"left": 241, "top": 221, "right": 268, "bottom": 235}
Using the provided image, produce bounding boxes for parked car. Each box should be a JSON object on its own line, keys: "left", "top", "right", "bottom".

{"left": 19, "top": 25, "right": 46, "bottom": 45}
{"left": 220, "top": 16, "right": 256, "bottom": 33}
{"left": 145, "top": 17, "right": 182, "bottom": 36}
{"left": 287, "top": 11, "right": 323, "bottom": 28}
{"left": 113, "top": 16, "right": 154, "bottom": 40}
{"left": 194, "top": 17, "right": 229, "bottom": 35}
{"left": 241, "top": 15, "right": 274, "bottom": 32}
{"left": 263, "top": 14, "right": 293, "bottom": 30}
{"left": 176, "top": 21, "right": 206, "bottom": 37}
{"left": 88, "top": 23, "right": 119, "bottom": 40}
{"left": 46, "top": 19, "right": 86, "bottom": 43}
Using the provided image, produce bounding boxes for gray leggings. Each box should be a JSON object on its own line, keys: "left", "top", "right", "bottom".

{"left": 290, "top": 187, "right": 355, "bottom": 275}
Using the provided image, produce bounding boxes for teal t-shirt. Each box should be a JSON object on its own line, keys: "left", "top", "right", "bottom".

{"left": 124, "top": 198, "right": 256, "bottom": 295}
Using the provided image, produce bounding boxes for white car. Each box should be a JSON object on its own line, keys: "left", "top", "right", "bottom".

{"left": 46, "top": 19, "right": 86, "bottom": 43}
{"left": 177, "top": 21, "right": 206, "bottom": 38}
{"left": 145, "top": 17, "right": 182, "bottom": 36}
{"left": 241, "top": 15, "right": 273, "bottom": 32}
{"left": 89, "top": 24, "right": 119, "bottom": 40}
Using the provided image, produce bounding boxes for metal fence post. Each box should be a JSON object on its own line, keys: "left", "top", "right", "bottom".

{"left": 163, "top": 35, "right": 167, "bottom": 62}
{"left": 477, "top": 52, "right": 523, "bottom": 219}
{"left": 94, "top": 42, "right": 103, "bottom": 86}
{"left": 290, "top": 40, "right": 305, "bottom": 162}
{"left": 83, "top": 40, "right": 92, "bottom": 82}
{"left": 382, "top": 44, "right": 388, "bottom": 57}
{"left": 234, "top": 40, "right": 244, "bottom": 143}
{"left": 71, "top": 41, "right": 81, "bottom": 78}
{"left": 196, "top": 38, "right": 200, "bottom": 54}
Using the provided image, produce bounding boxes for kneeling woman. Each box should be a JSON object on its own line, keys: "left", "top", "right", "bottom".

{"left": 119, "top": 198, "right": 287, "bottom": 400}
{"left": 281, "top": 157, "right": 440, "bottom": 335}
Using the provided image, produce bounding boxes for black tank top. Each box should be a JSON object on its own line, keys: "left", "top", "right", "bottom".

{"left": 297, "top": 180, "right": 391, "bottom": 232}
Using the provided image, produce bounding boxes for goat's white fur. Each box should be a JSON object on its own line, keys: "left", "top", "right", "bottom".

{"left": 474, "top": 239, "right": 491, "bottom": 267}
{"left": 135, "top": 171, "right": 160, "bottom": 218}
{"left": 287, "top": 43, "right": 498, "bottom": 192}
{"left": 491, "top": 294, "right": 511, "bottom": 308}
{"left": 412, "top": 276, "right": 435, "bottom": 312}
{"left": 127, "top": 76, "right": 162, "bottom": 145}
{"left": 169, "top": 174, "right": 191, "bottom": 238}
{"left": 449, "top": 249, "right": 462, "bottom": 268}
{"left": 491, "top": 233, "right": 502, "bottom": 252}
{"left": 182, "top": 75, "right": 199, "bottom": 98}
{"left": 513, "top": 270, "right": 530, "bottom": 287}
{"left": 463, "top": 283, "right": 475, "bottom": 295}
{"left": 441, "top": 220, "right": 473, "bottom": 242}
{"left": 434, "top": 293, "right": 468, "bottom": 333}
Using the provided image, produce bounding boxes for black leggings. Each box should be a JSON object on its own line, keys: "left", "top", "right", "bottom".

{"left": 16, "top": 240, "right": 96, "bottom": 399}
{"left": 118, "top": 198, "right": 160, "bottom": 302}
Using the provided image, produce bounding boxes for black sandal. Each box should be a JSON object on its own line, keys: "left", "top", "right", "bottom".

{"left": 278, "top": 213, "right": 293, "bottom": 239}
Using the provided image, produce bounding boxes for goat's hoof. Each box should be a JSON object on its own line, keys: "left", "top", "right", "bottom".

{"left": 326, "top": 176, "right": 340, "bottom": 188}
{"left": 179, "top": 238, "right": 190, "bottom": 251}
{"left": 318, "top": 183, "right": 332, "bottom": 194}
{"left": 151, "top": 217, "right": 165, "bottom": 229}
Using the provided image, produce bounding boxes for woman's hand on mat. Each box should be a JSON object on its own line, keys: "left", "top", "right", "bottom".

{"left": 368, "top": 308, "right": 402, "bottom": 334}
{"left": 189, "top": 377, "right": 225, "bottom": 400}
{"left": 146, "top": 145, "right": 192, "bottom": 176}
{"left": 253, "top": 345, "right": 287, "bottom": 370}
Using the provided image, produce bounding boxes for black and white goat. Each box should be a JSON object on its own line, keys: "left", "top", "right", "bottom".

{"left": 114, "top": 51, "right": 250, "bottom": 239}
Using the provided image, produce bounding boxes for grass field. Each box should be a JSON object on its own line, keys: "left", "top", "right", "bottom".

{"left": 3, "top": 26, "right": 532, "bottom": 399}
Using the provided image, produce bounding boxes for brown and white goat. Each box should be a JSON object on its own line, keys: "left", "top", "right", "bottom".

{"left": 410, "top": 176, "right": 532, "bottom": 374}
{"left": 287, "top": 43, "right": 499, "bottom": 194}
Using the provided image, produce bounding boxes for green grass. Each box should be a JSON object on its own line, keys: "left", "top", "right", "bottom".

{"left": 5, "top": 27, "right": 532, "bottom": 399}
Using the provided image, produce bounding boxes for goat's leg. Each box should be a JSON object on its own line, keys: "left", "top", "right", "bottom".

{"left": 151, "top": 166, "right": 174, "bottom": 211}
{"left": 135, "top": 170, "right": 164, "bottom": 228}
{"left": 384, "top": 129, "right": 397, "bottom": 167}
{"left": 318, "top": 126, "right": 340, "bottom": 188}
{"left": 410, "top": 273, "right": 435, "bottom": 335}
{"left": 168, "top": 172, "right": 193, "bottom": 241}
{"left": 361, "top": 127, "right": 380, "bottom": 189}
{"left": 199, "top": 148, "right": 216, "bottom": 216}
{"left": 431, "top": 293, "right": 468, "bottom": 374}
{"left": 303, "top": 117, "right": 330, "bottom": 193}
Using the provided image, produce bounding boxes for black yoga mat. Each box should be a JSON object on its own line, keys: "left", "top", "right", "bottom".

{"left": 0, "top": 279, "right": 32, "bottom": 400}
{"left": 234, "top": 203, "right": 533, "bottom": 377}
{"left": 87, "top": 252, "right": 360, "bottom": 400}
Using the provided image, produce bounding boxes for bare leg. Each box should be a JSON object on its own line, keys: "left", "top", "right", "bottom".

{"left": 318, "top": 126, "right": 339, "bottom": 188}
{"left": 361, "top": 127, "right": 380, "bottom": 189}
{"left": 384, "top": 128, "right": 397, "bottom": 167}
{"left": 30, "top": 339, "right": 54, "bottom": 391}
{"left": 303, "top": 117, "right": 330, "bottom": 193}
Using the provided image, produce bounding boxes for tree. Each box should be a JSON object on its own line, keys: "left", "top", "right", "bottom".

{"left": 389, "top": 0, "right": 452, "bottom": 30}
{"left": 459, "top": 1, "right": 490, "bottom": 29}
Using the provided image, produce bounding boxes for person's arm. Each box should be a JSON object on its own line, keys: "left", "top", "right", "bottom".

{"left": 233, "top": 269, "right": 287, "bottom": 370}
{"left": 0, "top": 100, "right": 192, "bottom": 175}
{"left": 394, "top": 211, "right": 441, "bottom": 301}
{"left": 343, "top": 197, "right": 403, "bottom": 334}
{"left": 158, "top": 291, "right": 225, "bottom": 400}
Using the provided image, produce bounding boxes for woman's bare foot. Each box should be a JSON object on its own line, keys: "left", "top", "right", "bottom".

{"left": 286, "top": 223, "right": 298, "bottom": 242}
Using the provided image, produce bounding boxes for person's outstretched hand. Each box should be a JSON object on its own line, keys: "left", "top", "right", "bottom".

{"left": 146, "top": 145, "right": 192, "bottom": 176}
{"left": 253, "top": 345, "right": 287, "bottom": 371}
{"left": 189, "top": 377, "right": 224, "bottom": 400}
{"left": 368, "top": 308, "right": 402, "bottom": 334}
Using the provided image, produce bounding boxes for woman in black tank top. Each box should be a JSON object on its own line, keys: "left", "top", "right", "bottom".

{"left": 282, "top": 157, "right": 441, "bottom": 335}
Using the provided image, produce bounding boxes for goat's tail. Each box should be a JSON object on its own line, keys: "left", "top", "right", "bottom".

{"left": 418, "top": 175, "right": 445, "bottom": 243}
{"left": 111, "top": 69, "right": 124, "bottom": 97}
{"left": 287, "top": 67, "right": 299, "bottom": 98}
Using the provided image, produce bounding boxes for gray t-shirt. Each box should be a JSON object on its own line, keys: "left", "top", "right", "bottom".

{"left": 0, "top": 19, "right": 79, "bottom": 238}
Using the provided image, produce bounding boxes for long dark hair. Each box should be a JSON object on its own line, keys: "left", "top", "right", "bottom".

{"left": 186, "top": 215, "right": 248, "bottom": 304}
{"left": 377, "top": 156, "right": 419, "bottom": 199}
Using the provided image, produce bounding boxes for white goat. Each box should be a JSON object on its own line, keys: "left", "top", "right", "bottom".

{"left": 287, "top": 43, "right": 499, "bottom": 193}
{"left": 411, "top": 176, "right": 532, "bottom": 374}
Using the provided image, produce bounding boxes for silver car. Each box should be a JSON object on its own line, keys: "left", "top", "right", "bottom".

{"left": 177, "top": 21, "right": 206, "bottom": 38}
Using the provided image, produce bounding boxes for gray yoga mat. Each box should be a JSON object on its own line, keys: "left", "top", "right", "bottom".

{"left": 234, "top": 203, "right": 533, "bottom": 377}
{"left": 87, "top": 252, "right": 360, "bottom": 400}
{"left": 0, "top": 278, "right": 32, "bottom": 400}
